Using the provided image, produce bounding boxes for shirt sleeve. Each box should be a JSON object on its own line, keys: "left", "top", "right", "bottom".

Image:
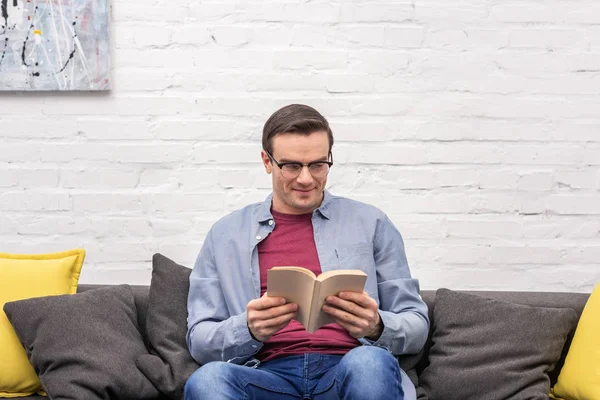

{"left": 360, "top": 213, "right": 430, "bottom": 355}
{"left": 186, "top": 229, "right": 263, "bottom": 365}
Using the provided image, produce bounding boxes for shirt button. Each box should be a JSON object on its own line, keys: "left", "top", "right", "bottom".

{"left": 268, "top": 220, "right": 274, "bottom": 226}
{"left": 256, "top": 235, "right": 261, "bottom": 240}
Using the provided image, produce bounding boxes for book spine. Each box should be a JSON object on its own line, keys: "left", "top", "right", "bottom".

{"left": 306, "top": 280, "right": 322, "bottom": 333}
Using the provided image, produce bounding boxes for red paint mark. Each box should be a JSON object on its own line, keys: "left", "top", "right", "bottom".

{"left": 27, "top": 16, "right": 30, "bottom": 20}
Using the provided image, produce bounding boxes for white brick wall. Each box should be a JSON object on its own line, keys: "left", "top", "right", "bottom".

{"left": 1, "top": 1, "right": 599, "bottom": 292}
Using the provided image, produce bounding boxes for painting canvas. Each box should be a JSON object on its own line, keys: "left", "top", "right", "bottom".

{"left": 0, "top": 0, "right": 110, "bottom": 91}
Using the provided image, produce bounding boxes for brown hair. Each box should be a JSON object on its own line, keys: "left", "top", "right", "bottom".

{"left": 262, "top": 104, "right": 334, "bottom": 155}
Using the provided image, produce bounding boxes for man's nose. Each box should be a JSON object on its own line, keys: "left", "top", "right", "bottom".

{"left": 296, "top": 166, "right": 313, "bottom": 184}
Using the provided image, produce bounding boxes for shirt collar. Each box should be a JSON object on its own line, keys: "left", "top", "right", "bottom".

{"left": 257, "top": 193, "right": 275, "bottom": 223}
{"left": 257, "top": 190, "right": 332, "bottom": 223}
{"left": 316, "top": 190, "right": 332, "bottom": 219}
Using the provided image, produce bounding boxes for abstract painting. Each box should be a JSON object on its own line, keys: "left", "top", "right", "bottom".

{"left": 0, "top": 0, "right": 109, "bottom": 91}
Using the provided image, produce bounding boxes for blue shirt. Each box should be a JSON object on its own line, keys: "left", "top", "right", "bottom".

{"left": 187, "top": 191, "right": 429, "bottom": 366}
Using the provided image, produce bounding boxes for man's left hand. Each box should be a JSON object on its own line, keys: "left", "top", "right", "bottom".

{"left": 322, "top": 291, "right": 383, "bottom": 340}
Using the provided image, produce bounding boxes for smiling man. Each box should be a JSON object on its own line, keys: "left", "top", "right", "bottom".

{"left": 185, "top": 104, "right": 429, "bottom": 400}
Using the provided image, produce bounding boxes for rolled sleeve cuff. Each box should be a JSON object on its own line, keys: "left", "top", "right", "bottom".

{"left": 359, "top": 310, "right": 428, "bottom": 356}
{"left": 229, "top": 312, "right": 263, "bottom": 362}
{"left": 358, "top": 311, "right": 394, "bottom": 349}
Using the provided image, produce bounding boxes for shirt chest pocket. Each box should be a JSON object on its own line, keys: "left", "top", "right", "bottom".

{"left": 335, "top": 244, "right": 375, "bottom": 272}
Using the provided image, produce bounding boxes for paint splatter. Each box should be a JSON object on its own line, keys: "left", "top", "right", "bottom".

{"left": 0, "top": 36, "right": 7, "bottom": 66}
{"left": 1, "top": 0, "right": 8, "bottom": 34}
{"left": 0, "top": 0, "right": 110, "bottom": 90}
{"left": 20, "top": 6, "right": 37, "bottom": 67}
{"left": 57, "top": 21, "right": 76, "bottom": 73}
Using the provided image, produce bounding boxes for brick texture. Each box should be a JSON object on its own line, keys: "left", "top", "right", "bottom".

{"left": 0, "top": 1, "right": 598, "bottom": 291}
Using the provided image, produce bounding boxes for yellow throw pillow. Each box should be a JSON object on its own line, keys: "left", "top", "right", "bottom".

{"left": 550, "top": 283, "right": 600, "bottom": 400}
{"left": 0, "top": 249, "right": 85, "bottom": 398}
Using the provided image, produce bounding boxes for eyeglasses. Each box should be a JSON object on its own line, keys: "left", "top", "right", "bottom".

{"left": 265, "top": 149, "right": 333, "bottom": 179}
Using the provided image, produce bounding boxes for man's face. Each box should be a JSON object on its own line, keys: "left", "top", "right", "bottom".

{"left": 261, "top": 131, "right": 330, "bottom": 215}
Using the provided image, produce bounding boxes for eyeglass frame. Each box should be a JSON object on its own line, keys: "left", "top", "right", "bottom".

{"left": 264, "top": 149, "right": 334, "bottom": 178}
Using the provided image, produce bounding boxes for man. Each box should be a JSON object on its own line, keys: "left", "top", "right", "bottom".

{"left": 185, "top": 104, "right": 429, "bottom": 400}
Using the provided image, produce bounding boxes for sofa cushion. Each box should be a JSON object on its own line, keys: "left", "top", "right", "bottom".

{"left": 419, "top": 288, "right": 578, "bottom": 400}
{"left": 419, "top": 289, "right": 590, "bottom": 388}
{"left": 550, "top": 283, "right": 600, "bottom": 400}
{"left": 0, "top": 248, "right": 85, "bottom": 397}
{"left": 136, "top": 254, "right": 200, "bottom": 399}
{"left": 78, "top": 284, "right": 152, "bottom": 345}
{"left": 3, "top": 285, "right": 160, "bottom": 400}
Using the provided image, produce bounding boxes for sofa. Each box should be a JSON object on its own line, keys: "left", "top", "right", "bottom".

{"left": 11, "top": 283, "right": 590, "bottom": 400}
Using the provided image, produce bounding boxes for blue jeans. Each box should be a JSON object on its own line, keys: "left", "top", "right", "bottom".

{"left": 184, "top": 346, "right": 414, "bottom": 400}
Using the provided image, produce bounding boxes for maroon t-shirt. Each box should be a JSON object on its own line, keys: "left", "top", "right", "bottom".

{"left": 256, "top": 209, "right": 360, "bottom": 362}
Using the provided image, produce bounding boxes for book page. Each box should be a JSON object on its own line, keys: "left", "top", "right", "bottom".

{"left": 316, "top": 269, "right": 367, "bottom": 282}
{"left": 307, "top": 271, "right": 367, "bottom": 333}
{"left": 267, "top": 268, "right": 316, "bottom": 329}
{"left": 271, "top": 266, "right": 317, "bottom": 279}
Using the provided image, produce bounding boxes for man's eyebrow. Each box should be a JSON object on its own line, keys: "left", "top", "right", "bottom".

{"left": 278, "top": 156, "right": 329, "bottom": 163}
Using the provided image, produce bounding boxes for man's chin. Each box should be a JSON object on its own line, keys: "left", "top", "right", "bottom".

{"left": 291, "top": 196, "right": 321, "bottom": 212}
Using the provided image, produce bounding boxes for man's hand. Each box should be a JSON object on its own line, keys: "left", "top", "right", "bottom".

{"left": 247, "top": 293, "right": 298, "bottom": 342}
{"left": 322, "top": 291, "right": 383, "bottom": 340}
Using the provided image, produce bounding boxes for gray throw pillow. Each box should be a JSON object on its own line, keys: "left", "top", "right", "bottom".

{"left": 136, "top": 253, "right": 200, "bottom": 400}
{"left": 3, "top": 285, "right": 160, "bottom": 400}
{"left": 419, "top": 289, "right": 577, "bottom": 400}
{"left": 397, "top": 351, "right": 427, "bottom": 400}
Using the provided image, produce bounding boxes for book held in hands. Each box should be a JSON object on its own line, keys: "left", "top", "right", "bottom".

{"left": 267, "top": 267, "right": 368, "bottom": 333}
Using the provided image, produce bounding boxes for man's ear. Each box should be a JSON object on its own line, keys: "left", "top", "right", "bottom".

{"left": 261, "top": 150, "right": 272, "bottom": 174}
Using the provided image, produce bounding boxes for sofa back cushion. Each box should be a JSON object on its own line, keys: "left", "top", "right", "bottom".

{"left": 550, "top": 283, "right": 600, "bottom": 399}
{"left": 419, "top": 289, "right": 589, "bottom": 386}
{"left": 4, "top": 285, "right": 161, "bottom": 400}
{"left": 79, "top": 284, "right": 151, "bottom": 344}
{"left": 135, "top": 254, "right": 200, "bottom": 400}
{"left": 418, "top": 289, "right": 579, "bottom": 400}
{"left": 0, "top": 248, "right": 85, "bottom": 397}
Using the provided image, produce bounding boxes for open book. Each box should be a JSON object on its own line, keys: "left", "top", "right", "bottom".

{"left": 267, "top": 267, "right": 367, "bottom": 333}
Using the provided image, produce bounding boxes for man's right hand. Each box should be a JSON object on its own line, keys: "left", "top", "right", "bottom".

{"left": 247, "top": 293, "right": 298, "bottom": 342}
